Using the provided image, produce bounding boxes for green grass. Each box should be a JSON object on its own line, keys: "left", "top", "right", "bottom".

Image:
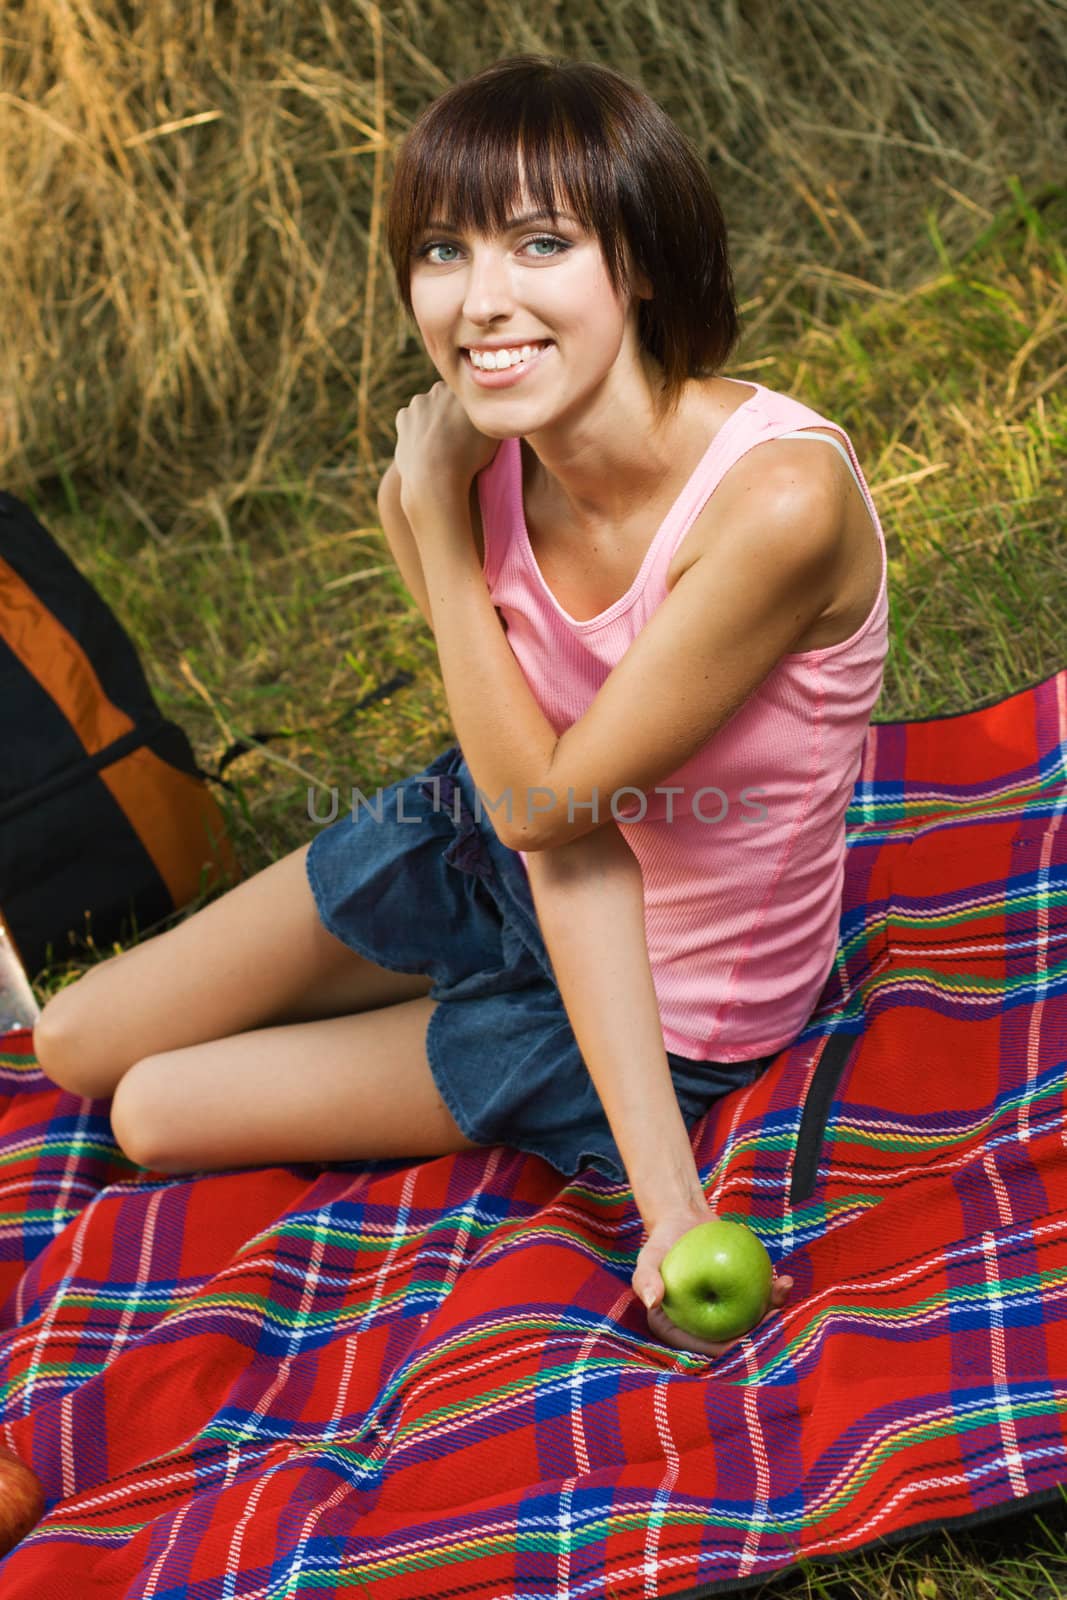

{"left": 747, "top": 1488, "right": 1067, "bottom": 1599}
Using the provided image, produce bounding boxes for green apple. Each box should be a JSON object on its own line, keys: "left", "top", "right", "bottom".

{"left": 659, "top": 1219, "right": 774, "bottom": 1342}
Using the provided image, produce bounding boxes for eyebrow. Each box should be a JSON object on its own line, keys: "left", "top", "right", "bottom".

{"left": 419, "top": 210, "right": 579, "bottom": 233}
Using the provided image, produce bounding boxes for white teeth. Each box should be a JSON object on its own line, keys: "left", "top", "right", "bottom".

{"left": 468, "top": 342, "right": 547, "bottom": 371}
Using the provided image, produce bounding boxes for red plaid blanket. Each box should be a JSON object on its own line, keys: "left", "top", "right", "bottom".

{"left": 0, "top": 669, "right": 1064, "bottom": 1597}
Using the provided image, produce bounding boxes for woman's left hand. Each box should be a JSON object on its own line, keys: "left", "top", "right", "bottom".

{"left": 394, "top": 380, "right": 501, "bottom": 518}
{"left": 633, "top": 1205, "right": 794, "bottom": 1359}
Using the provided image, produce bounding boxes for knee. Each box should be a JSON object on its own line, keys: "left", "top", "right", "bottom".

{"left": 109, "top": 1060, "right": 185, "bottom": 1173}
{"left": 32, "top": 985, "right": 96, "bottom": 1097}
{"left": 32, "top": 965, "right": 135, "bottom": 1102}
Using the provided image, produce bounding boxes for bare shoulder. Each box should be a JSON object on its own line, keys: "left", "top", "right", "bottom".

{"left": 681, "top": 431, "right": 849, "bottom": 581}
{"left": 718, "top": 431, "right": 852, "bottom": 522}
{"left": 670, "top": 425, "right": 878, "bottom": 653}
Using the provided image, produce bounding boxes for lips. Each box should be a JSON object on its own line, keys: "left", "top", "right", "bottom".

{"left": 461, "top": 341, "right": 555, "bottom": 388}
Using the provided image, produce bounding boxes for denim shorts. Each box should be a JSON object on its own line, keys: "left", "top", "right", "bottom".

{"left": 304, "top": 742, "right": 774, "bottom": 1184}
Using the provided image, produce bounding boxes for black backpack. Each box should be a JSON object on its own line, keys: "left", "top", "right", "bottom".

{"left": 0, "top": 491, "right": 242, "bottom": 980}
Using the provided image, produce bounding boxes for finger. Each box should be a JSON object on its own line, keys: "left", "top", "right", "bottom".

{"left": 646, "top": 1305, "right": 728, "bottom": 1358}
{"left": 633, "top": 1276, "right": 662, "bottom": 1313}
{"left": 757, "top": 1281, "right": 794, "bottom": 1328}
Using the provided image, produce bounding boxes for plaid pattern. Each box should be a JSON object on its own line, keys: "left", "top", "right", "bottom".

{"left": 0, "top": 668, "right": 1064, "bottom": 1597}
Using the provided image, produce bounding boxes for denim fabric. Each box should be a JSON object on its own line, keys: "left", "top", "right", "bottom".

{"left": 305, "top": 742, "right": 773, "bottom": 1183}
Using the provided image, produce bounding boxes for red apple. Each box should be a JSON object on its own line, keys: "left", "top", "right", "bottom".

{"left": 0, "top": 1443, "right": 45, "bottom": 1555}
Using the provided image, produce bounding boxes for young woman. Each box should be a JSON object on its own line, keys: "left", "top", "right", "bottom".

{"left": 33, "top": 55, "right": 889, "bottom": 1358}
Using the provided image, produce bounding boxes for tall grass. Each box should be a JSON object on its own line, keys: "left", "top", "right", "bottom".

{"left": 3, "top": 0, "right": 1063, "bottom": 532}
{"left": 2, "top": 4, "right": 1066, "bottom": 1590}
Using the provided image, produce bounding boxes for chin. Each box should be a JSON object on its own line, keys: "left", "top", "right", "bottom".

{"left": 464, "top": 411, "right": 522, "bottom": 438}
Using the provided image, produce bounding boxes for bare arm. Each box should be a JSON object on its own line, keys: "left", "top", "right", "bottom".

{"left": 526, "top": 825, "right": 794, "bottom": 1354}
{"left": 403, "top": 457, "right": 842, "bottom": 851}
{"left": 377, "top": 461, "right": 436, "bottom": 634}
{"left": 523, "top": 821, "right": 709, "bottom": 1226}
{"left": 377, "top": 462, "right": 792, "bottom": 1348}
{"left": 378, "top": 461, "right": 708, "bottom": 1223}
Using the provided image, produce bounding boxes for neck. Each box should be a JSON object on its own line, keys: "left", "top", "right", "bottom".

{"left": 518, "top": 354, "right": 686, "bottom": 534}
{"left": 519, "top": 368, "right": 743, "bottom": 536}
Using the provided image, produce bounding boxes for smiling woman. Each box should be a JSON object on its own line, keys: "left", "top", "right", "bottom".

{"left": 335, "top": 53, "right": 882, "bottom": 1349}
{"left": 37, "top": 53, "right": 882, "bottom": 1361}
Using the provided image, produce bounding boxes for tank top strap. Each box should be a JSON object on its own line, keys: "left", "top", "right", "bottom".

{"left": 655, "top": 385, "right": 874, "bottom": 575}
{"left": 776, "top": 428, "right": 866, "bottom": 496}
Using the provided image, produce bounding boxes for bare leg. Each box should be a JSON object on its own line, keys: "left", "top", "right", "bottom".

{"left": 31, "top": 840, "right": 480, "bottom": 1171}
{"left": 107, "top": 996, "right": 481, "bottom": 1174}
{"left": 32, "top": 840, "right": 434, "bottom": 1101}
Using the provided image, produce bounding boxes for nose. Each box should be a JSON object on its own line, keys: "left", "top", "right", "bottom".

{"left": 461, "top": 242, "right": 518, "bottom": 325}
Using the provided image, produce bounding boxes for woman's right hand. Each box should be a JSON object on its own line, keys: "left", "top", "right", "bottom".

{"left": 634, "top": 1208, "right": 794, "bottom": 1358}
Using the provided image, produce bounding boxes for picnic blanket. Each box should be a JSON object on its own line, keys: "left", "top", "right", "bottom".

{"left": 0, "top": 666, "right": 1064, "bottom": 1598}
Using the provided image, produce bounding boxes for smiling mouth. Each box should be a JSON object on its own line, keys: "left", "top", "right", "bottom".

{"left": 462, "top": 340, "right": 554, "bottom": 371}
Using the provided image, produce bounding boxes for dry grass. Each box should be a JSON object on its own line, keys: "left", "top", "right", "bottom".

{"left": 2, "top": 0, "right": 1063, "bottom": 531}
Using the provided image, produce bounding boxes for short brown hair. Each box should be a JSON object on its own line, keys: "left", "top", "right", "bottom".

{"left": 385, "top": 54, "right": 741, "bottom": 420}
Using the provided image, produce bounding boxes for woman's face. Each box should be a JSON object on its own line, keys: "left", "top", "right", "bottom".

{"left": 407, "top": 171, "right": 651, "bottom": 437}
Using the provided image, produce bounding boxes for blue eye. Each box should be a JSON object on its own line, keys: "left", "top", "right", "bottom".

{"left": 420, "top": 241, "right": 459, "bottom": 264}
{"left": 415, "top": 234, "right": 570, "bottom": 264}
{"left": 525, "top": 235, "right": 567, "bottom": 256}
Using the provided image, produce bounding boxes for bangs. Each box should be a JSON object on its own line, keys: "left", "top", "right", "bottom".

{"left": 388, "top": 66, "right": 630, "bottom": 302}
{"left": 412, "top": 136, "right": 603, "bottom": 251}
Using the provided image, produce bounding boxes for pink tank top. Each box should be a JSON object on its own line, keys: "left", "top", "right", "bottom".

{"left": 476, "top": 378, "right": 889, "bottom": 1060}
